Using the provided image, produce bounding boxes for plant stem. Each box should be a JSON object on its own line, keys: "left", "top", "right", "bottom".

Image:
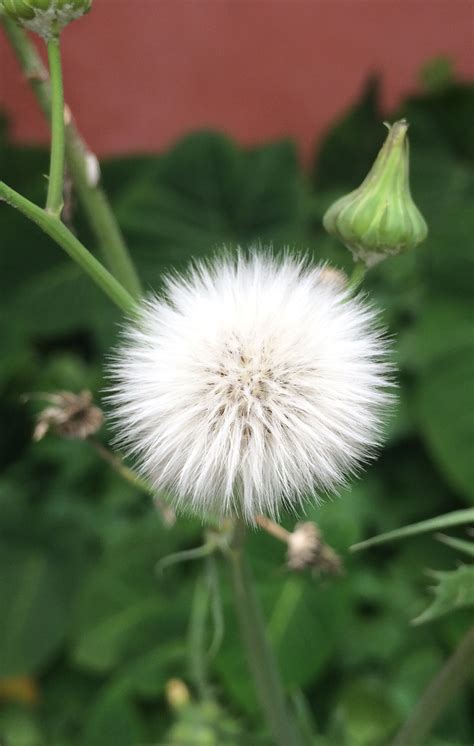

{"left": 348, "top": 260, "right": 366, "bottom": 291}
{"left": 391, "top": 625, "right": 474, "bottom": 746}
{"left": 228, "top": 522, "right": 302, "bottom": 746}
{"left": 45, "top": 36, "right": 65, "bottom": 217}
{"left": 1, "top": 17, "right": 142, "bottom": 298}
{"left": 255, "top": 514, "right": 291, "bottom": 543}
{"left": 89, "top": 439, "right": 175, "bottom": 525}
{"left": 188, "top": 569, "right": 213, "bottom": 699}
{"left": 0, "top": 180, "right": 135, "bottom": 314}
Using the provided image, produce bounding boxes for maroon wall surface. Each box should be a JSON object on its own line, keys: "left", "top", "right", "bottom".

{"left": 1, "top": 0, "right": 473, "bottom": 161}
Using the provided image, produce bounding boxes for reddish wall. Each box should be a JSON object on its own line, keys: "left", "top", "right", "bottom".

{"left": 1, "top": 0, "right": 473, "bottom": 161}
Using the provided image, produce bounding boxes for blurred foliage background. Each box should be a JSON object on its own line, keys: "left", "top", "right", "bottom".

{"left": 0, "top": 67, "right": 473, "bottom": 746}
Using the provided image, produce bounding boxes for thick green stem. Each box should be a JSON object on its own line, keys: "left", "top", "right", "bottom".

{"left": 229, "top": 523, "right": 302, "bottom": 746}
{"left": 45, "top": 36, "right": 65, "bottom": 217}
{"left": 391, "top": 625, "right": 474, "bottom": 746}
{"left": 1, "top": 17, "right": 142, "bottom": 298}
{"left": 0, "top": 181, "right": 135, "bottom": 314}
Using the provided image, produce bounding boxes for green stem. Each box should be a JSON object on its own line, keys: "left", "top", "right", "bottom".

{"left": 0, "top": 181, "right": 135, "bottom": 314}
{"left": 1, "top": 17, "right": 142, "bottom": 298}
{"left": 89, "top": 440, "right": 175, "bottom": 525}
{"left": 348, "top": 260, "right": 366, "bottom": 291}
{"left": 45, "top": 36, "right": 65, "bottom": 217}
{"left": 391, "top": 625, "right": 474, "bottom": 746}
{"left": 188, "top": 569, "right": 213, "bottom": 699}
{"left": 228, "top": 523, "right": 302, "bottom": 746}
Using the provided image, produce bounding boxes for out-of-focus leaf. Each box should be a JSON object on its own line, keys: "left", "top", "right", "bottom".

{"left": 413, "top": 565, "right": 474, "bottom": 624}
{"left": 0, "top": 545, "right": 68, "bottom": 676}
{"left": 401, "top": 300, "right": 473, "bottom": 371}
{"left": 82, "top": 684, "right": 145, "bottom": 746}
{"left": 417, "top": 348, "right": 474, "bottom": 502}
{"left": 267, "top": 577, "right": 346, "bottom": 688}
{"left": 397, "top": 83, "right": 474, "bottom": 161}
{"left": 334, "top": 679, "right": 399, "bottom": 746}
{"left": 313, "top": 77, "right": 382, "bottom": 190}
{"left": 110, "top": 131, "right": 313, "bottom": 286}
{"left": 0, "top": 704, "right": 43, "bottom": 746}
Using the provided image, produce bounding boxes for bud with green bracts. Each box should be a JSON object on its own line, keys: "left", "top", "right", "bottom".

{"left": 1, "top": 0, "right": 92, "bottom": 39}
{"left": 323, "top": 120, "right": 428, "bottom": 267}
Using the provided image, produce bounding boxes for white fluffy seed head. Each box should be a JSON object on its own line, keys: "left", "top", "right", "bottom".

{"left": 108, "top": 251, "right": 393, "bottom": 522}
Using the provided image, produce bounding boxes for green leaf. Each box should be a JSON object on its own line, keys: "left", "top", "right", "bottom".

{"left": 313, "top": 76, "right": 382, "bottom": 191}
{"left": 334, "top": 678, "right": 399, "bottom": 746}
{"left": 82, "top": 684, "right": 145, "bottom": 746}
{"left": 351, "top": 508, "right": 474, "bottom": 551}
{"left": 0, "top": 705, "right": 43, "bottom": 746}
{"left": 413, "top": 565, "right": 474, "bottom": 624}
{"left": 417, "top": 347, "right": 474, "bottom": 502}
{"left": 111, "top": 131, "right": 312, "bottom": 284}
{"left": 0, "top": 545, "right": 68, "bottom": 676}
{"left": 267, "top": 577, "right": 346, "bottom": 688}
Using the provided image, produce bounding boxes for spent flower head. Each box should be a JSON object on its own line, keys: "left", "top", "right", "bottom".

{"left": 31, "top": 390, "right": 103, "bottom": 441}
{"left": 109, "top": 251, "right": 393, "bottom": 522}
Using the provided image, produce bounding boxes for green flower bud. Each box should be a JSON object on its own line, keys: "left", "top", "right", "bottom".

{"left": 1, "top": 0, "right": 92, "bottom": 39}
{"left": 323, "top": 120, "right": 428, "bottom": 266}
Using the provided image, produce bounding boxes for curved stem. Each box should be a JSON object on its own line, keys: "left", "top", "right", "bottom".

{"left": 391, "top": 625, "right": 474, "bottom": 746}
{"left": 45, "top": 36, "right": 65, "bottom": 217}
{"left": 0, "top": 180, "right": 135, "bottom": 314}
{"left": 228, "top": 522, "right": 302, "bottom": 746}
{"left": 1, "top": 17, "right": 142, "bottom": 298}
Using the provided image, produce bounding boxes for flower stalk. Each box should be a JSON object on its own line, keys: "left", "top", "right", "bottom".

{"left": 0, "top": 180, "right": 136, "bottom": 313}
{"left": 45, "top": 34, "right": 65, "bottom": 217}
{"left": 228, "top": 522, "right": 302, "bottom": 746}
{"left": 1, "top": 15, "right": 142, "bottom": 298}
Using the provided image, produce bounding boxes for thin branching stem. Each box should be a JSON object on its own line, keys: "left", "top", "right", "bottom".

{"left": 1, "top": 16, "right": 142, "bottom": 297}
{"left": 0, "top": 181, "right": 135, "bottom": 313}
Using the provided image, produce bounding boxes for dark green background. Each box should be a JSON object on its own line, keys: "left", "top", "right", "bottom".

{"left": 0, "top": 73, "right": 473, "bottom": 745}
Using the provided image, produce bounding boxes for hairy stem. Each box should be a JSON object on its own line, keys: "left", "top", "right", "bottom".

{"left": 0, "top": 181, "right": 135, "bottom": 313}
{"left": 1, "top": 17, "right": 142, "bottom": 297}
{"left": 229, "top": 523, "right": 302, "bottom": 746}
{"left": 45, "top": 36, "right": 65, "bottom": 217}
{"left": 391, "top": 625, "right": 474, "bottom": 746}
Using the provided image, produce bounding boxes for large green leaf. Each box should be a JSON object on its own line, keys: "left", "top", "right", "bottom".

{"left": 110, "top": 131, "right": 313, "bottom": 284}
{"left": 413, "top": 565, "right": 474, "bottom": 624}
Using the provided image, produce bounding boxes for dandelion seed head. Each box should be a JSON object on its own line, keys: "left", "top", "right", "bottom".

{"left": 108, "top": 251, "right": 393, "bottom": 521}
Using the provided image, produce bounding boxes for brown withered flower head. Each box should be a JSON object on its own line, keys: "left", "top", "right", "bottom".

{"left": 31, "top": 390, "right": 103, "bottom": 441}
{"left": 287, "top": 522, "right": 343, "bottom": 575}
